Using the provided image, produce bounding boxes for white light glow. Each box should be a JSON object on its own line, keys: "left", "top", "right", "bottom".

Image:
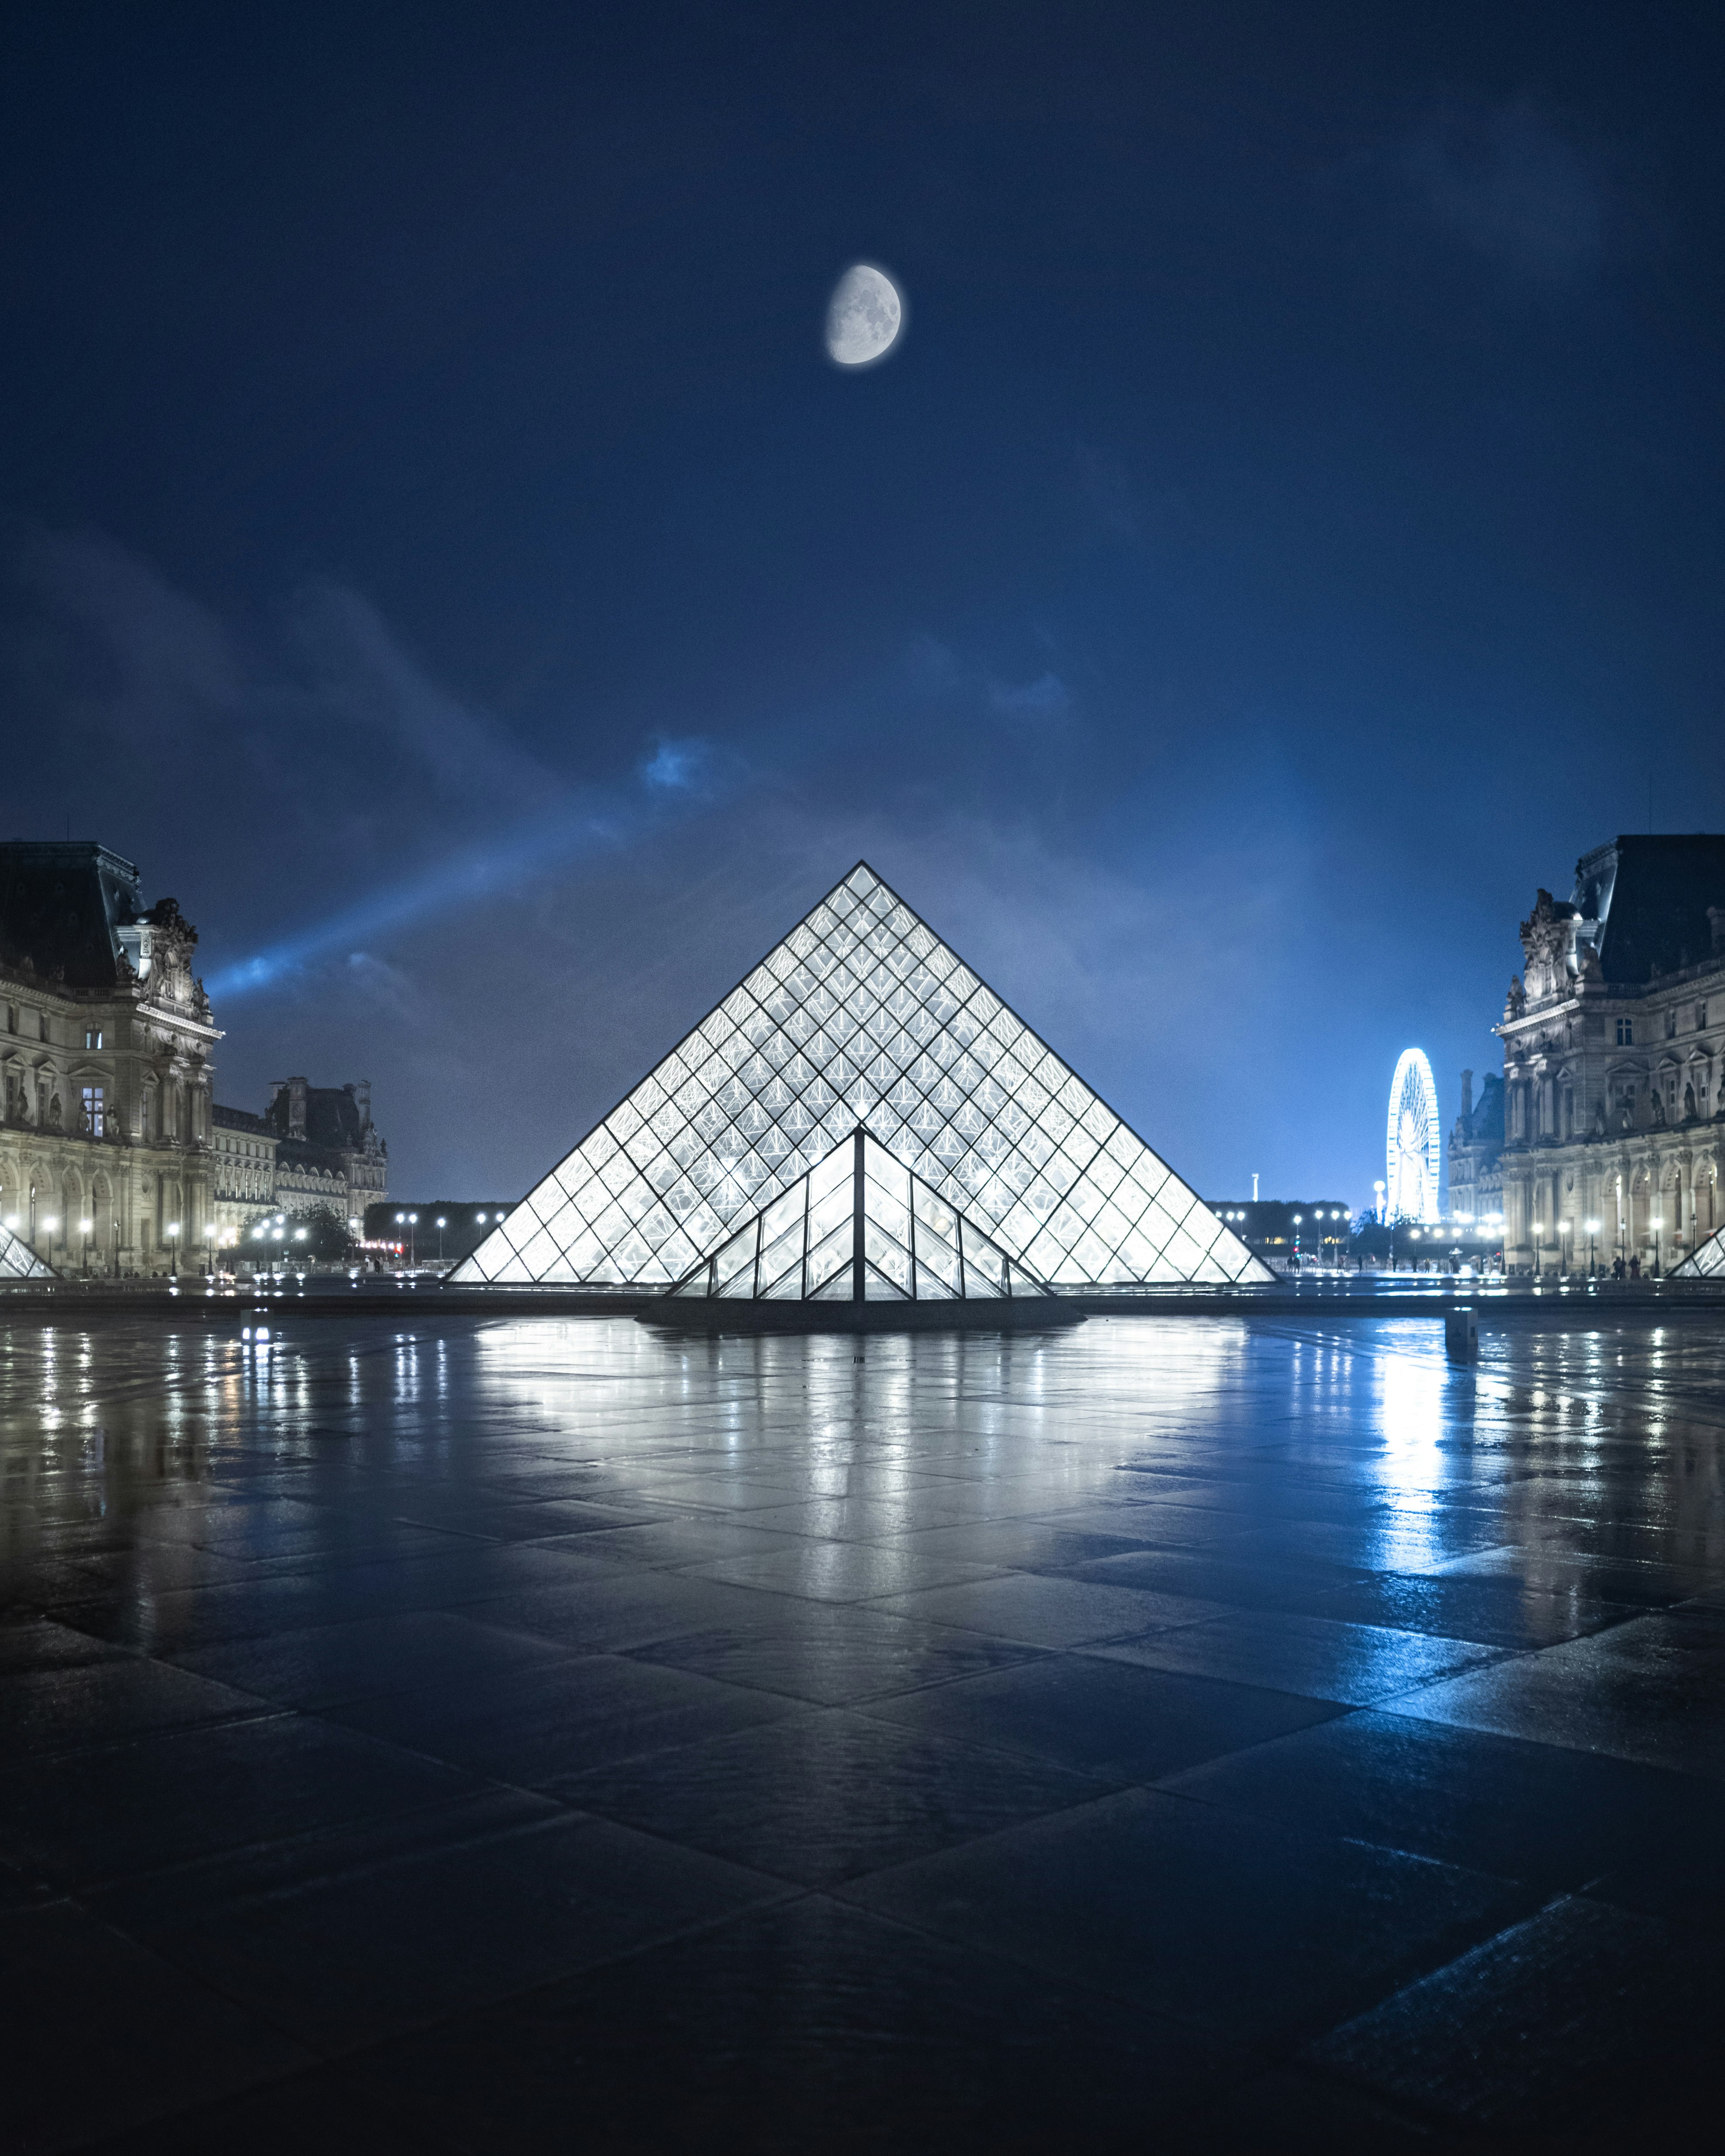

{"left": 1385, "top": 1049, "right": 1441, "bottom": 1223}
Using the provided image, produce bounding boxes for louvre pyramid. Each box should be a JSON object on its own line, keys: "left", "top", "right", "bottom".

{"left": 1673, "top": 1228, "right": 1725, "bottom": 1280}
{"left": 671, "top": 1130, "right": 1052, "bottom": 1302}
{"left": 454, "top": 863, "right": 1270, "bottom": 1290}
{"left": 0, "top": 1223, "right": 55, "bottom": 1280}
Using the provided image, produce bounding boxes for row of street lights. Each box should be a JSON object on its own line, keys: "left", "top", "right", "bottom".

{"left": 390, "top": 1209, "right": 509, "bottom": 1266}
{"left": 1531, "top": 1215, "right": 1666, "bottom": 1275}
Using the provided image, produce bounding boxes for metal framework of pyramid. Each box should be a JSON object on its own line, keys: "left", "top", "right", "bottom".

{"left": 454, "top": 863, "right": 1270, "bottom": 1290}
{"left": 0, "top": 1223, "right": 55, "bottom": 1281}
{"left": 1673, "top": 1229, "right": 1725, "bottom": 1280}
{"left": 670, "top": 1129, "right": 1052, "bottom": 1302}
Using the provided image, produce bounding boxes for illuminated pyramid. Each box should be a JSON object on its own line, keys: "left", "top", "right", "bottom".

{"left": 670, "top": 1129, "right": 1054, "bottom": 1303}
{"left": 1673, "top": 1229, "right": 1725, "bottom": 1280}
{"left": 453, "top": 862, "right": 1269, "bottom": 1290}
{"left": 0, "top": 1222, "right": 55, "bottom": 1280}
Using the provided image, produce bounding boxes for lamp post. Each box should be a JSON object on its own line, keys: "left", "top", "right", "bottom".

{"left": 1584, "top": 1219, "right": 1600, "bottom": 1276}
{"left": 1559, "top": 1219, "right": 1572, "bottom": 1278}
{"left": 1373, "top": 1179, "right": 1386, "bottom": 1225}
{"left": 1531, "top": 1221, "right": 1542, "bottom": 1279}
{"left": 79, "top": 1217, "right": 92, "bottom": 1274}
{"left": 1651, "top": 1214, "right": 1663, "bottom": 1278}
{"left": 204, "top": 1222, "right": 215, "bottom": 1277}
{"left": 435, "top": 1216, "right": 446, "bottom": 1262}
{"left": 166, "top": 1220, "right": 180, "bottom": 1278}
{"left": 408, "top": 1212, "right": 418, "bottom": 1266}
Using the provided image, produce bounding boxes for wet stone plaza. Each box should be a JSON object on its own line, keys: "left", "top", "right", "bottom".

{"left": 3, "top": 1307, "right": 1725, "bottom": 2152}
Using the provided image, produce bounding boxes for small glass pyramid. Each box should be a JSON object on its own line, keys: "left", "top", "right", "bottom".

{"left": 1673, "top": 1227, "right": 1725, "bottom": 1279}
{"left": 453, "top": 862, "right": 1269, "bottom": 1289}
{"left": 671, "top": 1130, "right": 1052, "bottom": 1301}
{"left": 0, "top": 1223, "right": 55, "bottom": 1280}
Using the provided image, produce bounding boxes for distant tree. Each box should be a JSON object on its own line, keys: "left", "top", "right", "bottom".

{"left": 290, "top": 1205, "right": 356, "bottom": 1263}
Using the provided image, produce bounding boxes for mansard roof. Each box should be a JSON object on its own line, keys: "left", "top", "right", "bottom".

{"left": 455, "top": 861, "right": 1269, "bottom": 1291}
{"left": 0, "top": 841, "right": 142, "bottom": 991}
{"left": 1575, "top": 835, "right": 1725, "bottom": 986}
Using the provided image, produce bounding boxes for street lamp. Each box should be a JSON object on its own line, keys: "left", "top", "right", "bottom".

{"left": 1651, "top": 1215, "right": 1663, "bottom": 1278}
{"left": 166, "top": 1220, "right": 180, "bottom": 1278}
{"left": 1584, "top": 1219, "right": 1600, "bottom": 1275}
{"left": 79, "top": 1217, "right": 92, "bottom": 1273}
{"left": 204, "top": 1222, "right": 215, "bottom": 1277}
{"left": 408, "top": 1212, "right": 418, "bottom": 1266}
{"left": 1532, "top": 1221, "right": 1542, "bottom": 1279}
{"left": 435, "top": 1215, "right": 446, "bottom": 1261}
{"left": 1559, "top": 1219, "right": 1572, "bottom": 1277}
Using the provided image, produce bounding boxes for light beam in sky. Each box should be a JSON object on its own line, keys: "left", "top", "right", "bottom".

{"left": 205, "top": 738, "right": 725, "bottom": 1002}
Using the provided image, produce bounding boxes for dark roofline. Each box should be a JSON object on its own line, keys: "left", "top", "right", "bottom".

{"left": 212, "top": 1104, "right": 272, "bottom": 1135}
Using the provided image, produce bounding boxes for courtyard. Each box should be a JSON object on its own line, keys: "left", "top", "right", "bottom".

{"left": 2, "top": 1306, "right": 1723, "bottom": 2149}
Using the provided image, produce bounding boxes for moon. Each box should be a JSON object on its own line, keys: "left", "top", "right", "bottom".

{"left": 825, "top": 263, "right": 903, "bottom": 367}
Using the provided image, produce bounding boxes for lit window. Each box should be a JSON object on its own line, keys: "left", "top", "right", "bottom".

{"left": 80, "top": 1086, "right": 105, "bottom": 1137}
{"left": 84, "top": 1028, "right": 103, "bottom": 1050}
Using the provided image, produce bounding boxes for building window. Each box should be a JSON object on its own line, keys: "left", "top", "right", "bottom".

{"left": 1701, "top": 1003, "right": 1709, "bottom": 1030}
{"left": 1666, "top": 1009, "right": 1677, "bottom": 1040}
{"left": 84, "top": 1028, "right": 103, "bottom": 1050}
{"left": 80, "top": 1086, "right": 105, "bottom": 1138}
{"left": 1616, "top": 1019, "right": 1634, "bottom": 1046}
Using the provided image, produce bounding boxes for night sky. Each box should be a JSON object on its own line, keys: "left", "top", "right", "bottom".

{"left": 3, "top": 3, "right": 1720, "bottom": 1204}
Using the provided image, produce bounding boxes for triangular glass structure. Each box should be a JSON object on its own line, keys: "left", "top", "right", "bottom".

{"left": 670, "top": 1130, "right": 1053, "bottom": 1302}
{"left": 0, "top": 1223, "right": 54, "bottom": 1280}
{"left": 1673, "top": 1228, "right": 1725, "bottom": 1280}
{"left": 453, "top": 863, "right": 1270, "bottom": 1289}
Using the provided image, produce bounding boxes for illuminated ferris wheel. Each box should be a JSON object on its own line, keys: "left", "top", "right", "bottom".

{"left": 1385, "top": 1049, "right": 1440, "bottom": 1223}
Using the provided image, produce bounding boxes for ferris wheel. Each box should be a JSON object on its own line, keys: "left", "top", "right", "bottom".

{"left": 1385, "top": 1050, "right": 1440, "bottom": 1223}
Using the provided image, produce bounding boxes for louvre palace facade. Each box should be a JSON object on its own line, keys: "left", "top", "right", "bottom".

{"left": 1488, "top": 835, "right": 1725, "bottom": 1274}
{"left": 0, "top": 840, "right": 387, "bottom": 1275}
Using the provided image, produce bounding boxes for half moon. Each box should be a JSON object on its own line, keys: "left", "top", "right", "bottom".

{"left": 825, "top": 264, "right": 903, "bottom": 367}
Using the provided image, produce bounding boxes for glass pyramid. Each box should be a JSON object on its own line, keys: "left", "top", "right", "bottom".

{"left": 1673, "top": 1229, "right": 1725, "bottom": 1280}
{"left": 453, "top": 862, "right": 1270, "bottom": 1290}
{"left": 0, "top": 1223, "right": 54, "bottom": 1280}
{"left": 671, "top": 1130, "right": 1053, "bottom": 1302}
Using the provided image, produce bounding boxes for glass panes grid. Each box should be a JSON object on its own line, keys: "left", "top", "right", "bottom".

{"left": 1675, "top": 1229, "right": 1725, "bottom": 1279}
{"left": 0, "top": 1223, "right": 54, "bottom": 1280}
{"left": 454, "top": 863, "right": 1269, "bottom": 1289}
{"left": 671, "top": 1131, "right": 1049, "bottom": 1302}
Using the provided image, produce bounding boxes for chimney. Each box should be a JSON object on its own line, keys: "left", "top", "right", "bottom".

{"left": 280, "top": 1076, "right": 307, "bottom": 1140}
{"left": 1459, "top": 1069, "right": 1473, "bottom": 1121}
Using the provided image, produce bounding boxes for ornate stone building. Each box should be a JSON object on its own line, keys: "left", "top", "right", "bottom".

{"left": 263, "top": 1077, "right": 388, "bottom": 1227}
{"left": 1493, "top": 836, "right": 1725, "bottom": 1274}
{"left": 211, "top": 1083, "right": 388, "bottom": 1250}
{"left": 1446, "top": 1069, "right": 1504, "bottom": 1230}
{"left": 0, "top": 842, "right": 220, "bottom": 1274}
{"left": 211, "top": 1105, "right": 278, "bottom": 1240}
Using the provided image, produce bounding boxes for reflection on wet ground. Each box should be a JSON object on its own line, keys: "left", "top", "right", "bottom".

{"left": 2, "top": 1309, "right": 1724, "bottom": 2150}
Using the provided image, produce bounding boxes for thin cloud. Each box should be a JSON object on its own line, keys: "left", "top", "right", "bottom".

{"left": 1405, "top": 99, "right": 1607, "bottom": 279}
{"left": 989, "top": 671, "right": 1071, "bottom": 720}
